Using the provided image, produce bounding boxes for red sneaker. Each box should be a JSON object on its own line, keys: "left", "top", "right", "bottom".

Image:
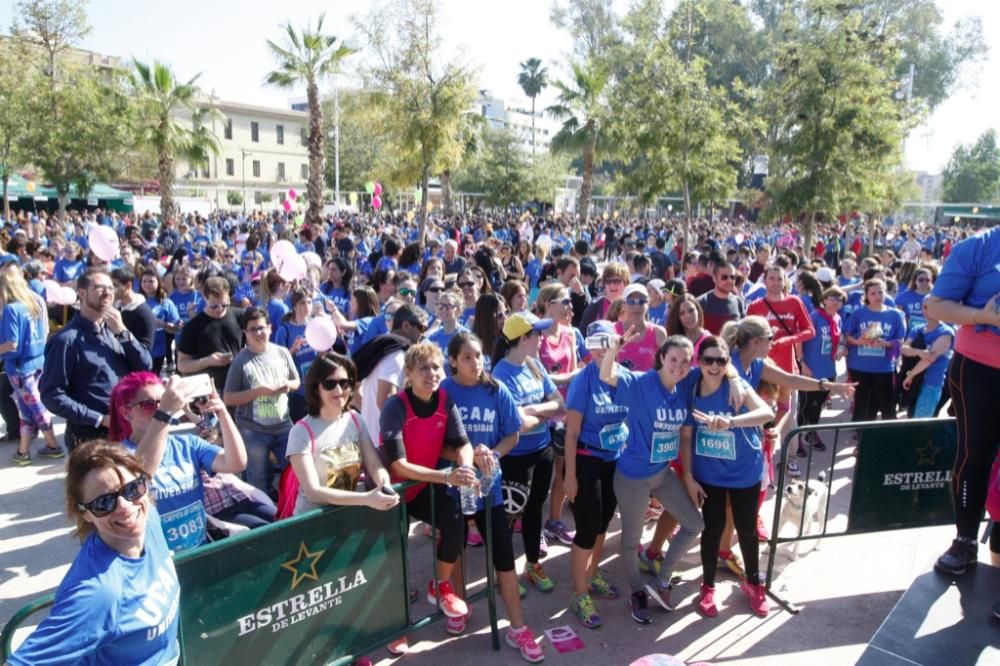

{"left": 427, "top": 579, "right": 469, "bottom": 618}
{"left": 446, "top": 608, "right": 471, "bottom": 635}
{"left": 387, "top": 636, "right": 409, "bottom": 655}
{"left": 741, "top": 580, "right": 770, "bottom": 617}
{"left": 698, "top": 583, "right": 718, "bottom": 617}
{"left": 506, "top": 625, "right": 545, "bottom": 663}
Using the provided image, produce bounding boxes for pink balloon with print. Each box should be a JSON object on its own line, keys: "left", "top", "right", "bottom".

{"left": 305, "top": 317, "right": 338, "bottom": 352}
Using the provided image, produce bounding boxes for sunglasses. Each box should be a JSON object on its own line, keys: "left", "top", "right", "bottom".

{"left": 128, "top": 398, "right": 160, "bottom": 412}
{"left": 700, "top": 356, "right": 729, "bottom": 367}
{"left": 625, "top": 297, "right": 648, "bottom": 306}
{"left": 207, "top": 302, "right": 230, "bottom": 310}
{"left": 77, "top": 475, "right": 148, "bottom": 517}
{"left": 247, "top": 324, "right": 269, "bottom": 335}
{"left": 915, "top": 277, "right": 931, "bottom": 283}
{"left": 320, "top": 377, "right": 353, "bottom": 392}
{"left": 437, "top": 303, "right": 457, "bottom": 310}
{"left": 458, "top": 281, "right": 475, "bottom": 289}
{"left": 604, "top": 278, "right": 625, "bottom": 286}
{"left": 717, "top": 274, "right": 734, "bottom": 281}
{"left": 551, "top": 297, "right": 571, "bottom": 306}
{"left": 404, "top": 320, "right": 428, "bottom": 333}
{"left": 427, "top": 287, "right": 444, "bottom": 293}
{"left": 398, "top": 287, "right": 417, "bottom": 297}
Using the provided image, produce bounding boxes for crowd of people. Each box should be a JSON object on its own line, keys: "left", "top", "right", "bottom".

{"left": 2, "top": 204, "right": 998, "bottom": 664}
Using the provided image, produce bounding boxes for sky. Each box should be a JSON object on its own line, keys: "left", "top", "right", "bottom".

{"left": 1, "top": 0, "right": 996, "bottom": 174}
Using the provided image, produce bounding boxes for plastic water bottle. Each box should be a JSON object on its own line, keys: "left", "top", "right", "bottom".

{"left": 459, "top": 466, "right": 478, "bottom": 515}
{"left": 478, "top": 452, "right": 501, "bottom": 499}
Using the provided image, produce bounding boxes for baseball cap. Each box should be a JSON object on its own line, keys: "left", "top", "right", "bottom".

{"left": 663, "top": 278, "right": 687, "bottom": 297}
{"left": 586, "top": 320, "right": 616, "bottom": 338}
{"left": 816, "top": 267, "right": 835, "bottom": 284}
{"left": 420, "top": 277, "right": 445, "bottom": 292}
{"left": 623, "top": 283, "right": 648, "bottom": 300}
{"left": 647, "top": 279, "right": 666, "bottom": 297}
{"left": 502, "top": 312, "right": 552, "bottom": 340}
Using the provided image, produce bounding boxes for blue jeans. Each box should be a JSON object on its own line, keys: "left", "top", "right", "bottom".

{"left": 242, "top": 428, "right": 290, "bottom": 493}
{"left": 913, "top": 383, "right": 944, "bottom": 418}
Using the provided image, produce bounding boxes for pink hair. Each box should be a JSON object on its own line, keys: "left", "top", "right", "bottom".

{"left": 108, "top": 371, "right": 162, "bottom": 441}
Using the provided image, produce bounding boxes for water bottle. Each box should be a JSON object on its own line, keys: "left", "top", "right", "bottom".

{"left": 458, "top": 466, "right": 478, "bottom": 515}
{"left": 479, "top": 452, "right": 501, "bottom": 499}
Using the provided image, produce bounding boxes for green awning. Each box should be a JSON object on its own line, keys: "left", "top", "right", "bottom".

{"left": 2, "top": 174, "right": 57, "bottom": 200}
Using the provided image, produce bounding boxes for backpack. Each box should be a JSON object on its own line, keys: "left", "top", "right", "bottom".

{"left": 275, "top": 413, "right": 361, "bottom": 520}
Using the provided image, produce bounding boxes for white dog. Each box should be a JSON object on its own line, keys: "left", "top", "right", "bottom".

{"left": 778, "top": 471, "right": 828, "bottom": 560}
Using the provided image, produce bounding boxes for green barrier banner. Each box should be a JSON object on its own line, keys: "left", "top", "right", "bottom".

{"left": 174, "top": 504, "right": 407, "bottom": 665}
{"left": 848, "top": 420, "right": 957, "bottom": 533}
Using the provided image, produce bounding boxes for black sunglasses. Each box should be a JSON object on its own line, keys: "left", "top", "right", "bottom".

{"left": 700, "top": 356, "right": 729, "bottom": 367}
{"left": 404, "top": 320, "right": 428, "bottom": 333}
{"left": 625, "top": 297, "right": 648, "bottom": 306}
{"left": 458, "top": 281, "right": 475, "bottom": 288}
{"left": 320, "top": 377, "right": 353, "bottom": 391}
{"left": 77, "top": 475, "right": 148, "bottom": 517}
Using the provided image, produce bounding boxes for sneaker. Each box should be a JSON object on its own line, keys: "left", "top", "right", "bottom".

{"left": 638, "top": 548, "right": 663, "bottom": 576}
{"left": 644, "top": 504, "right": 663, "bottom": 523}
{"left": 446, "top": 608, "right": 471, "bottom": 635}
{"left": 426, "top": 580, "right": 469, "bottom": 618}
{"left": 786, "top": 461, "right": 801, "bottom": 477}
{"left": 643, "top": 580, "right": 675, "bottom": 611}
{"left": 740, "top": 580, "right": 770, "bottom": 617}
{"left": 11, "top": 451, "right": 31, "bottom": 466}
{"left": 387, "top": 636, "right": 409, "bottom": 655}
{"left": 721, "top": 551, "right": 746, "bottom": 578}
{"left": 538, "top": 530, "right": 548, "bottom": 558}
{"left": 521, "top": 562, "right": 554, "bottom": 593}
{"left": 518, "top": 581, "right": 527, "bottom": 598}
{"left": 512, "top": 517, "right": 523, "bottom": 533}
{"left": 697, "top": 584, "right": 718, "bottom": 617}
{"left": 506, "top": 626, "right": 545, "bottom": 663}
{"left": 466, "top": 522, "right": 484, "bottom": 547}
{"left": 37, "top": 446, "right": 65, "bottom": 459}
{"left": 588, "top": 571, "right": 620, "bottom": 600}
{"left": 543, "top": 519, "right": 575, "bottom": 545}
{"left": 795, "top": 446, "right": 808, "bottom": 458}
{"left": 756, "top": 516, "right": 770, "bottom": 542}
{"left": 629, "top": 590, "right": 652, "bottom": 624}
{"left": 571, "top": 592, "right": 602, "bottom": 629}
{"left": 810, "top": 433, "right": 827, "bottom": 451}
{"left": 934, "top": 538, "right": 978, "bottom": 576}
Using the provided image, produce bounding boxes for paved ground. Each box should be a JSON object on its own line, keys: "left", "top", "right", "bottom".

{"left": 1, "top": 404, "right": 997, "bottom": 665}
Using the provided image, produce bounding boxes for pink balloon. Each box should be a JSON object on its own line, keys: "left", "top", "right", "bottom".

{"left": 270, "top": 240, "right": 296, "bottom": 265}
{"left": 372, "top": 195, "right": 382, "bottom": 210}
{"left": 287, "top": 188, "right": 298, "bottom": 200}
{"left": 301, "top": 251, "right": 322, "bottom": 269}
{"left": 277, "top": 253, "right": 307, "bottom": 282}
{"left": 373, "top": 182, "right": 382, "bottom": 197}
{"left": 735, "top": 233, "right": 745, "bottom": 244}
{"left": 88, "top": 225, "right": 119, "bottom": 263}
{"left": 282, "top": 199, "right": 292, "bottom": 212}
{"left": 305, "top": 317, "right": 338, "bottom": 352}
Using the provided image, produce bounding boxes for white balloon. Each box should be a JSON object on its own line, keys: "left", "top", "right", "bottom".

{"left": 270, "top": 240, "right": 296, "bottom": 264}
{"left": 277, "top": 253, "right": 307, "bottom": 282}
{"left": 88, "top": 225, "right": 119, "bottom": 262}
{"left": 305, "top": 317, "right": 338, "bottom": 352}
{"left": 301, "top": 251, "right": 322, "bottom": 269}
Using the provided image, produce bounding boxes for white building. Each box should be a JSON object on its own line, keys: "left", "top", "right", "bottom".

{"left": 474, "top": 90, "right": 558, "bottom": 155}
{"left": 912, "top": 171, "right": 943, "bottom": 203}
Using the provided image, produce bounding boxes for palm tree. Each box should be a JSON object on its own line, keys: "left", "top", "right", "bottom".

{"left": 132, "top": 60, "right": 220, "bottom": 223}
{"left": 265, "top": 14, "right": 356, "bottom": 226}
{"left": 517, "top": 58, "right": 548, "bottom": 155}
{"left": 548, "top": 61, "right": 610, "bottom": 223}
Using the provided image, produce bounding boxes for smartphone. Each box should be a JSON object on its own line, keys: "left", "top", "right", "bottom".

{"left": 183, "top": 374, "right": 214, "bottom": 404}
{"left": 585, "top": 335, "right": 614, "bottom": 351}
{"left": 379, "top": 486, "right": 398, "bottom": 497}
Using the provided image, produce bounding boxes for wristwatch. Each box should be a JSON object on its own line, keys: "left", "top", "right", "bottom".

{"left": 116, "top": 329, "right": 132, "bottom": 342}
{"left": 152, "top": 409, "right": 172, "bottom": 424}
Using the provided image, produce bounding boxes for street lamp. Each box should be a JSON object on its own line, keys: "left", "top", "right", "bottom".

{"left": 241, "top": 148, "right": 252, "bottom": 215}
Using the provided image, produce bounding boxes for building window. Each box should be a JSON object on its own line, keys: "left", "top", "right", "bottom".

{"left": 254, "top": 191, "right": 262, "bottom": 205}
{"left": 300, "top": 128, "right": 308, "bottom": 146}
{"left": 252, "top": 160, "right": 261, "bottom": 178}
{"left": 301, "top": 163, "right": 308, "bottom": 179}
{"left": 251, "top": 121, "right": 259, "bottom": 143}
{"left": 276, "top": 124, "right": 284, "bottom": 145}
{"left": 277, "top": 162, "right": 286, "bottom": 181}
{"left": 224, "top": 119, "right": 232, "bottom": 140}
{"left": 225, "top": 158, "right": 234, "bottom": 176}
{"left": 200, "top": 165, "right": 210, "bottom": 179}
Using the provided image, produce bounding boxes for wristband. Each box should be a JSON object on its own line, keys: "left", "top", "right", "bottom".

{"left": 152, "top": 409, "right": 173, "bottom": 424}
{"left": 818, "top": 379, "right": 827, "bottom": 391}
{"left": 443, "top": 467, "right": 454, "bottom": 488}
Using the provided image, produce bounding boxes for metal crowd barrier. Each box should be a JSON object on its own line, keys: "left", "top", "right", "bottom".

{"left": 1, "top": 481, "right": 500, "bottom": 664}
{"left": 764, "top": 417, "right": 959, "bottom": 613}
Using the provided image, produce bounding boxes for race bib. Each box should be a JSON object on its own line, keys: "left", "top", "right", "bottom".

{"left": 821, "top": 336, "right": 832, "bottom": 356}
{"left": 650, "top": 430, "right": 680, "bottom": 464}
{"left": 597, "top": 422, "right": 628, "bottom": 452}
{"left": 160, "top": 501, "right": 207, "bottom": 552}
{"left": 858, "top": 343, "right": 885, "bottom": 358}
{"left": 908, "top": 315, "right": 927, "bottom": 333}
{"left": 695, "top": 429, "right": 737, "bottom": 461}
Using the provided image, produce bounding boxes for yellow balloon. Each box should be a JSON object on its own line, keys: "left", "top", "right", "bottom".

{"left": 613, "top": 211, "right": 620, "bottom": 219}
{"left": 26, "top": 181, "right": 35, "bottom": 192}
{"left": 427, "top": 201, "right": 433, "bottom": 212}
{"left": 406, "top": 211, "right": 415, "bottom": 222}
{"left": 348, "top": 192, "right": 357, "bottom": 205}
{"left": 602, "top": 211, "right": 609, "bottom": 220}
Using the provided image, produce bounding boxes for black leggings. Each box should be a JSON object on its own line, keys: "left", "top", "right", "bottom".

{"left": 500, "top": 445, "right": 554, "bottom": 563}
{"left": 797, "top": 380, "right": 833, "bottom": 427}
{"left": 407, "top": 484, "right": 464, "bottom": 565}
{"left": 851, "top": 369, "right": 896, "bottom": 421}
{"left": 948, "top": 353, "right": 1000, "bottom": 539}
{"left": 469, "top": 504, "right": 516, "bottom": 572}
{"left": 700, "top": 481, "right": 760, "bottom": 586}
{"left": 569, "top": 453, "right": 617, "bottom": 550}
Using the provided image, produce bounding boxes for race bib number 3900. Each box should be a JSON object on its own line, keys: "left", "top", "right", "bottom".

{"left": 650, "top": 431, "right": 680, "bottom": 464}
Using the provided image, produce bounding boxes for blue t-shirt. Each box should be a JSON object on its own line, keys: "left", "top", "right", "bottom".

{"left": 459, "top": 306, "right": 476, "bottom": 329}
{"left": 614, "top": 369, "right": 696, "bottom": 480}
{"left": 802, "top": 309, "right": 837, "bottom": 379}
{"left": 524, "top": 258, "right": 543, "bottom": 289}
{"left": 428, "top": 325, "right": 470, "bottom": 374}
{"left": 492, "top": 358, "right": 557, "bottom": 456}
{"left": 54, "top": 258, "right": 84, "bottom": 283}
{"left": 169, "top": 289, "right": 204, "bottom": 325}
{"left": 357, "top": 311, "right": 391, "bottom": 347}
{"left": 565, "top": 362, "right": 628, "bottom": 462}
{"left": 932, "top": 227, "right": 1000, "bottom": 337}
{"left": 9, "top": 506, "right": 180, "bottom": 666}
{"left": 916, "top": 323, "right": 955, "bottom": 387}
{"left": 649, "top": 302, "right": 667, "bottom": 326}
{"left": 845, "top": 306, "right": 906, "bottom": 373}
{"left": 266, "top": 299, "right": 290, "bottom": 340}
{"left": 734, "top": 355, "right": 765, "bottom": 391}
{"left": 234, "top": 281, "right": 258, "bottom": 307}
{"left": 690, "top": 374, "right": 762, "bottom": 488}
{"left": 895, "top": 289, "right": 928, "bottom": 337}
{"left": 440, "top": 377, "right": 521, "bottom": 509}
{"left": 321, "top": 284, "right": 351, "bottom": 317}
{"left": 844, "top": 290, "right": 895, "bottom": 321}
{"left": 274, "top": 321, "right": 316, "bottom": 395}
{"left": 145, "top": 297, "right": 181, "bottom": 360}
{"left": 0, "top": 301, "right": 46, "bottom": 375}
{"left": 123, "top": 434, "right": 218, "bottom": 552}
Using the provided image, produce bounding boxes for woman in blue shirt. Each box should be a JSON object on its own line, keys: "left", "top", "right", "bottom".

{"left": 140, "top": 269, "right": 181, "bottom": 376}
{"left": 273, "top": 289, "right": 318, "bottom": 423}
{"left": 844, "top": 278, "right": 906, "bottom": 422}
{"left": 492, "top": 313, "right": 565, "bottom": 594}
{"left": 600, "top": 332, "right": 705, "bottom": 625}
{"left": 320, "top": 257, "right": 353, "bottom": 317}
{"left": 261, "top": 269, "right": 290, "bottom": 341}
{"left": 797, "top": 287, "right": 847, "bottom": 446}
{"left": 895, "top": 266, "right": 934, "bottom": 337}
{"left": 563, "top": 321, "right": 627, "bottom": 629}
{"left": 685, "top": 336, "right": 774, "bottom": 619}
{"left": 53, "top": 240, "right": 85, "bottom": 285}
{"left": 900, "top": 300, "right": 954, "bottom": 418}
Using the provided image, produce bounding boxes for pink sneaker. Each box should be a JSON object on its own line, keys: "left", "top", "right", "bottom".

{"left": 446, "top": 608, "right": 471, "bottom": 635}
{"left": 741, "top": 580, "right": 770, "bottom": 617}
{"left": 466, "top": 522, "right": 484, "bottom": 547}
{"left": 427, "top": 580, "right": 469, "bottom": 618}
{"left": 698, "top": 583, "right": 718, "bottom": 617}
{"left": 387, "top": 636, "right": 409, "bottom": 655}
{"left": 512, "top": 517, "right": 523, "bottom": 533}
{"left": 506, "top": 625, "right": 545, "bottom": 663}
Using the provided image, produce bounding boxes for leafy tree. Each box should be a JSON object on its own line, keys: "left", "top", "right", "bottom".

{"left": 321, "top": 88, "right": 391, "bottom": 194}
{"left": 517, "top": 58, "right": 548, "bottom": 155}
{"left": 548, "top": 60, "right": 612, "bottom": 223}
{"left": 941, "top": 130, "right": 1000, "bottom": 204}
{"left": 265, "top": 13, "right": 356, "bottom": 226}
{"left": 132, "top": 60, "right": 221, "bottom": 222}
{"left": 354, "top": 0, "right": 476, "bottom": 241}
{"left": 0, "top": 52, "right": 34, "bottom": 221}
{"left": 10, "top": 0, "right": 90, "bottom": 92}
{"left": 550, "top": 0, "right": 621, "bottom": 61}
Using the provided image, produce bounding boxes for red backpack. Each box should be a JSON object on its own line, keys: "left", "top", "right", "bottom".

{"left": 275, "top": 414, "right": 361, "bottom": 520}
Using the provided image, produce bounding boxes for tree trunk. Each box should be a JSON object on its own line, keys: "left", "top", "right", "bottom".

{"left": 579, "top": 139, "right": 594, "bottom": 224}
{"left": 682, "top": 179, "right": 692, "bottom": 254}
{"left": 159, "top": 154, "right": 174, "bottom": 223}
{"left": 867, "top": 213, "right": 879, "bottom": 259}
{"left": 2, "top": 175, "right": 9, "bottom": 224}
{"left": 441, "top": 169, "right": 453, "bottom": 217}
{"left": 803, "top": 210, "right": 818, "bottom": 258}
{"left": 418, "top": 167, "right": 430, "bottom": 245}
{"left": 530, "top": 96, "right": 536, "bottom": 156}
{"left": 58, "top": 189, "right": 69, "bottom": 220}
{"left": 306, "top": 79, "right": 325, "bottom": 227}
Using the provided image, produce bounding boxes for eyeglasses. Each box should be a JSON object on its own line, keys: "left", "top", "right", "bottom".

{"left": 77, "top": 474, "right": 148, "bottom": 517}
{"left": 551, "top": 297, "right": 571, "bottom": 306}
{"left": 717, "top": 274, "right": 734, "bottom": 281}
{"left": 458, "top": 281, "right": 475, "bottom": 289}
{"left": 404, "top": 320, "right": 428, "bottom": 333}
{"left": 90, "top": 284, "right": 114, "bottom": 293}
{"left": 398, "top": 287, "right": 417, "bottom": 297}
{"left": 426, "top": 286, "right": 444, "bottom": 294}
{"left": 915, "top": 277, "right": 931, "bottom": 283}
{"left": 604, "top": 278, "right": 625, "bottom": 286}
{"left": 437, "top": 303, "right": 457, "bottom": 310}
{"left": 127, "top": 398, "right": 160, "bottom": 412}
{"left": 247, "top": 324, "right": 269, "bottom": 335}
{"left": 320, "top": 377, "right": 353, "bottom": 392}
{"left": 625, "top": 297, "right": 648, "bottom": 306}
{"left": 207, "top": 302, "right": 230, "bottom": 311}
{"left": 699, "top": 356, "right": 729, "bottom": 367}
{"left": 225, "top": 255, "right": 236, "bottom": 260}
